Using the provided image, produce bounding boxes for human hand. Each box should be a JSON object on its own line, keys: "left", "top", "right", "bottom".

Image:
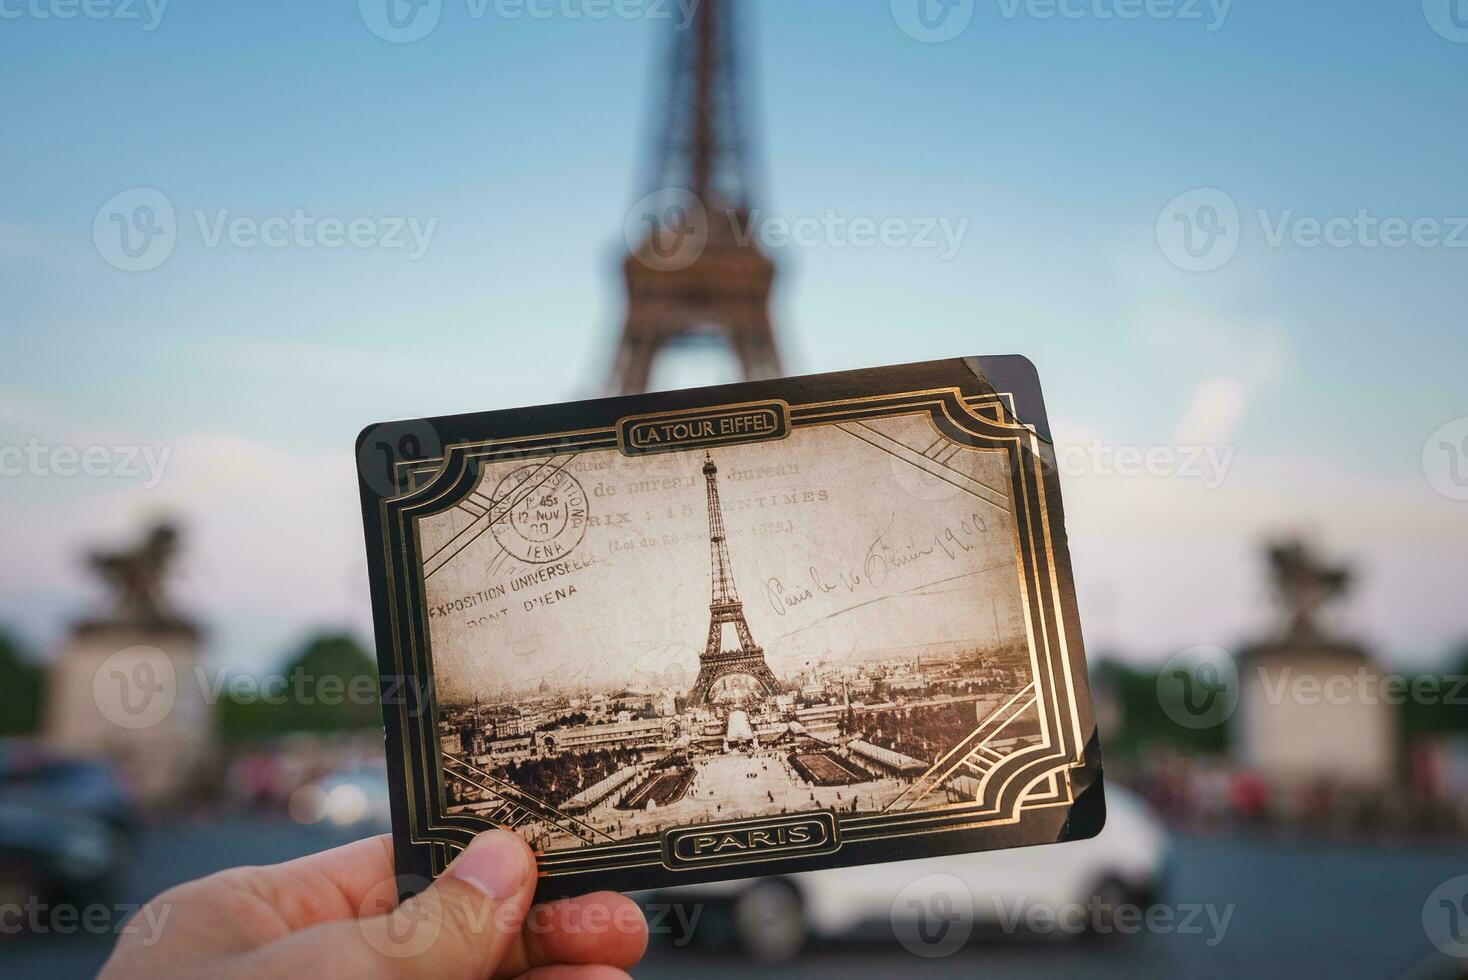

{"left": 99, "top": 830, "right": 647, "bottom": 980}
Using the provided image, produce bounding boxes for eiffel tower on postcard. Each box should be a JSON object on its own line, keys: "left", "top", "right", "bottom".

{"left": 608, "top": 0, "right": 783, "bottom": 396}
{"left": 689, "top": 452, "right": 781, "bottom": 706}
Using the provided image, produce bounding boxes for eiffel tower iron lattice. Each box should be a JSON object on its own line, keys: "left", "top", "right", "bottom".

{"left": 689, "top": 452, "right": 781, "bottom": 706}
{"left": 608, "top": 0, "right": 782, "bottom": 396}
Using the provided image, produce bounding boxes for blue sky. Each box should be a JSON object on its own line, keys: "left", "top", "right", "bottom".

{"left": 2, "top": 0, "right": 1466, "bottom": 672}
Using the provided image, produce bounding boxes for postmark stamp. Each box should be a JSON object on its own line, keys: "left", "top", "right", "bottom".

{"left": 490, "top": 464, "right": 589, "bottom": 563}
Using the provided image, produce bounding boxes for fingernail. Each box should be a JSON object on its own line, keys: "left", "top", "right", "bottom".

{"left": 449, "top": 830, "right": 529, "bottom": 899}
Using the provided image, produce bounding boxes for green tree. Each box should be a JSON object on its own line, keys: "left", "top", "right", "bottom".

{"left": 217, "top": 633, "right": 381, "bottom": 743}
{"left": 1092, "top": 658, "right": 1230, "bottom": 759}
{"left": 1398, "top": 639, "right": 1468, "bottom": 740}
{"left": 0, "top": 627, "right": 43, "bottom": 736}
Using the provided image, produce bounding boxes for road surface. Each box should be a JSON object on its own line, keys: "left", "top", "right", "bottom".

{"left": 2, "top": 818, "right": 1461, "bottom": 978}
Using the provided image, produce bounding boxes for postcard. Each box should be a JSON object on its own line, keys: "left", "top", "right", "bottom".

{"left": 356, "top": 355, "right": 1104, "bottom": 899}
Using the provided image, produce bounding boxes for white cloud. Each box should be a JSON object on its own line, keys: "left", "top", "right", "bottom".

{"left": 1174, "top": 377, "right": 1247, "bottom": 447}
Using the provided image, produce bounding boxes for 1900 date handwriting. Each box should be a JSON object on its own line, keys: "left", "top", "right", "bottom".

{"left": 764, "top": 512, "right": 989, "bottom": 616}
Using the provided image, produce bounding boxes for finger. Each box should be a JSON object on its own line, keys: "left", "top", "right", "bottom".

{"left": 493, "top": 892, "right": 648, "bottom": 979}
{"left": 262, "top": 834, "right": 397, "bottom": 916}
{"left": 99, "top": 833, "right": 399, "bottom": 969}
{"left": 212, "top": 834, "right": 398, "bottom": 934}
{"left": 245, "top": 829, "right": 538, "bottom": 980}
{"left": 515, "top": 966, "right": 634, "bottom": 980}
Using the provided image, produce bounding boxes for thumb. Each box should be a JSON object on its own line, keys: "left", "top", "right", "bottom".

{"left": 282, "top": 829, "right": 538, "bottom": 980}
{"left": 373, "top": 830, "right": 537, "bottom": 980}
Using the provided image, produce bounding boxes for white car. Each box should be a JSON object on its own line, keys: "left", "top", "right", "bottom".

{"left": 644, "top": 785, "right": 1168, "bottom": 960}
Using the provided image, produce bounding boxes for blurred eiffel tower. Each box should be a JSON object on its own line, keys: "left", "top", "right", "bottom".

{"left": 607, "top": 0, "right": 782, "bottom": 396}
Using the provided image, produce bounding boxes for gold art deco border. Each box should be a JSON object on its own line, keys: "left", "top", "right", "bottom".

{"left": 374, "top": 387, "right": 1088, "bottom": 879}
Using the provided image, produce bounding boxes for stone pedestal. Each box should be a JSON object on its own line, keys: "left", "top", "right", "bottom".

{"left": 44, "top": 624, "right": 214, "bottom": 808}
{"left": 1235, "top": 640, "right": 1397, "bottom": 795}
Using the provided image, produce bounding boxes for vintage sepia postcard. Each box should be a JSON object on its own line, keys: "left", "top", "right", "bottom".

{"left": 357, "top": 356, "right": 1104, "bottom": 899}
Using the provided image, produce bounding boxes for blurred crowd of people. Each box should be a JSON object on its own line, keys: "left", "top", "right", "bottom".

{"left": 1112, "top": 741, "right": 1468, "bottom": 841}
{"left": 218, "top": 734, "right": 384, "bottom": 818}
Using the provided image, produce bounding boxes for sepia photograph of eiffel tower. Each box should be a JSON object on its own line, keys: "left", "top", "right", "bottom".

{"left": 434, "top": 412, "right": 1042, "bottom": 853}
{"left": 689, "top": 451, "right": 782, "bottom": 705}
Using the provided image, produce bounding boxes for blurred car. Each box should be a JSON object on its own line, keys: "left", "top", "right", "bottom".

{"left": 644, "top": 784, "right": 1167, "bottom": 960}
{"left": 288, "top": 761, "right": 393, "bottom": 832}
{"left": 0, "top": 741, "right": 141, "bottom": 841}
{"left": 0, "top": 743, "right": 140, "bottom": 929}
{"left": 0, "top": 800, "right": 131, "bottom": 921}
